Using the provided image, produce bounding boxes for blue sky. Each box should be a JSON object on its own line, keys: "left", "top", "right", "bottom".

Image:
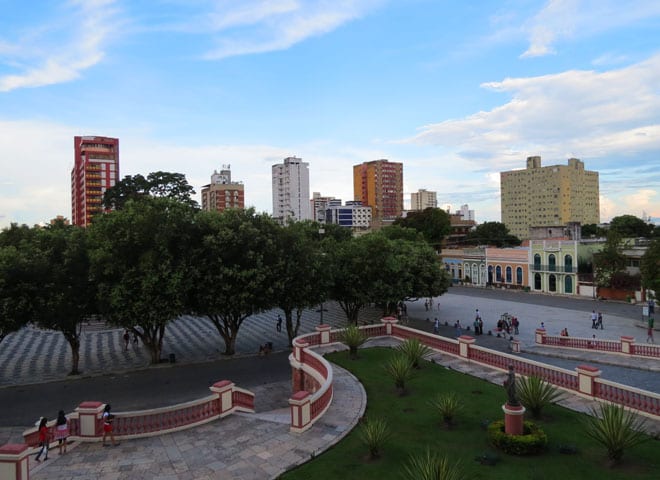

{"left": 1, "top": 0, "right": 659, "bottom": 229}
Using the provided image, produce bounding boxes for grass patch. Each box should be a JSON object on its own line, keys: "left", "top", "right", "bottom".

{"left": 281, "top": 348, "right": 659, "bottom": 480}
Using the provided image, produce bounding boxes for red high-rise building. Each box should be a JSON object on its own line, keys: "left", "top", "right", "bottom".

{"left": 71, "top": 136, "right": 119, "bottom": 226}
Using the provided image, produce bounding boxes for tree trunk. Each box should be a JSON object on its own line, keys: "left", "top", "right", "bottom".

{"left": 64, "top": 333, "right": 81, "bottom": 375}
{"left": 207, "top": 313, "right": 242, "bottom": 356}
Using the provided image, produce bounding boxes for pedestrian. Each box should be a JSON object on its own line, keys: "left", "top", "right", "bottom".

{"left": 647, "top": 317, "right": 655, "bottom": 344}
{"left": 478, "top": 317, "right": 483, "bottom": 335}
{"left": 433, "top": 318, "right": 440, "bottom": 334}
{"left": 34, "top": 417, "right": 49, "bottom": 461}
{"left": 591, "top": 310, "right": 597, "bottom": 329}
{"left": 54, "top": 410, "right": 69, "bottom": 455}
{"left": 276, "top": 314, "right": 282, "bottom": 333}
{"left": 597, "top": 312, "right": 603, "bottom": 330}
{"left": 454, "top": 320, "right": 461, "bottom": 337}
{"left": 122, "top": 329, "right": 130, "bottom": 351}
{"left": 102, "top": 404, "right": 119, "bottom": 447}
{"left": 132, "top": 329, "right": 139, "bottom": 346}
{"left": 424, "top": 300, "right": 429, "bottom": 311}
{"left": 473, "top": 317, "right": 480, "bottom": 335}
{"left": 540, "top": 322, "right": 545, "bottom": 330}
{"left": 512, "top": 317, "right": 519, "bottom": 335}
{"left": 437, "top": 301, "right": 441, "bottom": 311}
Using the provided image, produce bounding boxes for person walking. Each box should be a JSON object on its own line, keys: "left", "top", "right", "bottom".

{"left": 454, "top": 320, "right": 462, "bottom": 338}
{"left": 648, "top": 316, "right": 655, "bottom": 343}
{"left": 34, "top": 417, "right": 49, "bottom": 461}
{"left": 512, "top": 317, "right": 519, "bottom": 335}
{"left": 102, "top": 404, "right": 119, "bottom": 447}
{"left": 597, "top": 312, "right": 603, "bottom": 330}
{"left": 433, "top": 318, "right": 440, "bottom": 334}
{"left": 276, "top": 314, "right": 282, "bottom": 333}
{"left": 591, "top": 310, "right": 598, "bottom": 329}
{"left": 54, "top": 410, "right": 69, "bottom": 455}
{"left": 122, "top": 330, "right": 130, "bottom": 351}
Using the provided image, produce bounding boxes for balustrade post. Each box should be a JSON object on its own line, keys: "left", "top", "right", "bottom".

{"left": 510, "top": 339, "right": 521, "bottom": 353}
{"left": 209, "top": 380, "right": 234, "bottom": 417}
{"left": 75, "top": 401, "right": 105, "bottom": 439}
{"left": 576, "top": 365, "right": 601, "bottom": 396}
{"left": 381, "top": 316, "right": 398, "bottom": 335}
{"left": 0, "top": 444, "right": 30, "bottom": 480}
{"left": 457, "top": 335, "right": 475, "bottom": 358}
{"left": 535, "top": 328, "right": 546, "bottom": 345}
{"left": 289, "top": 391, "right": 312, "bottom": 433}
{"left": 620, "top": 336, "right": 635, "bottom": 355}
{"left": 316, "top": 324, "right": 331, "bottom": 344}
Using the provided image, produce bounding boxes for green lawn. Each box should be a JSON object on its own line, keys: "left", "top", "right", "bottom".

{"left": 281, "top": 348, "right": 659, "bottom": 480}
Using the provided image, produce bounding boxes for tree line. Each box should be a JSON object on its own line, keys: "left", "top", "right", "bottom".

{"left": 0, "top": 180, "right": 450, "bottom": 375}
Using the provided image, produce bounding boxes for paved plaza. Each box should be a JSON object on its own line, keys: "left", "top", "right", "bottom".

{"left": 1, "top": 287, "right": 658, "bottom": 479}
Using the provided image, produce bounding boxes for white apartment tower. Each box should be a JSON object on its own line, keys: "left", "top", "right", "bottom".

{"left": 410, "top": 189, "right": 438, "bottom": 211}
{"left": 272, "top": 156, "right": 311, "bottom": 223}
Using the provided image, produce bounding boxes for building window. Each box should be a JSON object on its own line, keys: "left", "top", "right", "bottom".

{"left": 548, "top": 254, "right": 556, "bottom": 272}
{"left": 564, "top": 254, "right": 573, "bottom": 273}
{"left": 506, "top": 266, "right": 512, "bottom": 283}
{"left": 516, "top": 267, "right": 523, "bottom": 285}
{"left": 534, "top": 254, "right": 541, "bottom": 270}
{"left": 496, "top": 266, "right": 502, "bottom": 282}
{"left": 565, "top": 276, "right": 573, "bottom": 294}
{"left": 534, "top": 273, "right": 541, "bottom": 290}
{"left": 549, "top": 274, "right": 556, "bottom": 292}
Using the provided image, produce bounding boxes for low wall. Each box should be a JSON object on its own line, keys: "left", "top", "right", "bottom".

{"left": 536, "top": 329, "right": 660, "bottom": 358}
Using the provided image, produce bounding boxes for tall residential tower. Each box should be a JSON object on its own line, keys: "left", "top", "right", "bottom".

{"left": 272, "top": 156, "right": 311, "bottom": 223}
{"left": 353, "top": 159, "right": 403, "bottom": 227}
{"left": 201, "top": 166, "right": 244, "bottom": 213}
{"left": 500, "top": 156, "right": 599, "bottom": 239}
{"left": 71, "top": 136, "right": 119, "bottom": 227}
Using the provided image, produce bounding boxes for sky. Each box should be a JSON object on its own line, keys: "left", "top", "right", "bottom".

{"left": 1, "top": 0, "right": 659, "bottom": 229}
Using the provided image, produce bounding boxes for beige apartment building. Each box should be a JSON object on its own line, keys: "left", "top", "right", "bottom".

{"left": 410, "top": 189, "right": 437, "bottom": 211}
{"left": 500, "top": 156, "right": 599, "bottom": 240}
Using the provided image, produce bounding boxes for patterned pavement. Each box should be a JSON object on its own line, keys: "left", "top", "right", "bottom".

{"left": 0, "top": 304, "right": 383, "bottom": 387}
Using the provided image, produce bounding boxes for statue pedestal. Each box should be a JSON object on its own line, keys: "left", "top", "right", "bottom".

{"left": 502, "top": 403, "right": 526, "bottom": 435}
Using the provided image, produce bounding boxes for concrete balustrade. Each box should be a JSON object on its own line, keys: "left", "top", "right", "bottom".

{"left": 0, "top": 444, "right": 29, "bottom": 480}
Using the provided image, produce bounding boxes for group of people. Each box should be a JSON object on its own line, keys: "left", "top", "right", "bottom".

{"left": 472, "top": 309, "right": 484, "bottom": 335}
{"left": 423, "top": 299, "right": 440, "bottom": 311}
{"left": 496, "top": 315, "right": 519, "bottom": 335}
{"left": 560, "top": 327, "right": 570, "bottom": 337}
{"left": 35, "top": 404, "right": 119, "bottom": 461}
{"left": 590, "top": 310, "right": 604, "bottom": 330}
{"left": 122, "top": 328, "right": 140, "bottom": 351}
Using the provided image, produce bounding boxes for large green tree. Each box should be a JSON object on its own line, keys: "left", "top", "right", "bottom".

{"left": 593, "top": 231, "right": 626, "bottom": 288}
{"left": 465, "top": 221, "right": 521, "bottom": 247}
{"left": 609, "top": 215, "right": 654, "bottom": 238}
{"left": 188, "top": 208, "right": 281, "bottom": 355}
{"left": 102, "top": 171, "right": 198, "bottom": 211}
{"left": 30, "top": 220, "right": 96, "bottom": 374}
{"left": 393, "top": 208, "right": 451, "bottom": 249}
{"left": 641, "top": 237, "right": 660, "bottom": 297}
{"left": 89, "top": 197, "right": 195, "bottom": 363}
{"left": 0, "top": 245, "right": 34, "bottom": 343}
{"left": 272, "top": 221, "right": 331, "bottom": 346}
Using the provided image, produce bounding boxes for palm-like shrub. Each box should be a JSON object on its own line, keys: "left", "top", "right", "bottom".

{"left": 430, "top": 392, "right": 462, "bottom": 428}
{"left": 397, "top": 338, "right": 432, "bottom": 369}
{"left": 403, "top": 449, "right": 465, "bottom": 480}
{"left": 340, "top": 324, "right": 366, "bottom": 359}
{"left": 583, "top": 403, "right": 649, "bottom": 464}
{"left": 358, "top": 417, "right": 391, "bottom": 459}
{"left": 384, "top": 354, "right": 415, "bottom": 394}
{"left": 517, "top": 375, "right": 564, "bottom": 418}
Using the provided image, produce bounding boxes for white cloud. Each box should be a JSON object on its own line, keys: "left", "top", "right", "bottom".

{"left": 202, "top": 0, "right": 383, "bottom": 59}
{"left": 520, "top": 0, "right": 660, "bottom": 58}
{"left": 0, "top": 1, "right": 120, "bottom": 92}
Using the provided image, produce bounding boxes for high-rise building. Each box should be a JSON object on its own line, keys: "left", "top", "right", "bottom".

{"left": 310, "top": 192, "right": 336, "bottom": 222}
{"left": 272, "top": 156, "right": 311, "bottom": 223}
{"left": 201, "top": 165, "right": 244, "bottom": 213}
{"left": 323, "top": 200, "right": 372, "bottom": 230}
{"left": 71, "top": 136, "right": 119, "bottom": 227}
{"left": 353, "top": 159, "right": 403, "bottom": 227}
{"left": 500, "top": 156, "right": 599, "bottom": 240}
{"left": 411, "top": 189, "right": 437, "bottom": 211}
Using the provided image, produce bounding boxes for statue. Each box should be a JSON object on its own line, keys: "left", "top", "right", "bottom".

{"left": 504, "top": 365, "right": 520, "bottom": 406}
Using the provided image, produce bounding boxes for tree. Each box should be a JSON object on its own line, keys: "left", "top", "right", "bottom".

{"left": 581, "top": 223, "right": 605, "bottom": 238}
{"left": 465, "top": 221, "right": 521, "bottom": 247}
{"left": 0, "top": 246, "right": 34, "bottom": 343}
{"left": 89, "top": 197, "right": 195, "bottom": 363}
{"left": 30, "top": 220, "right": 96, "bottom": 375}
{"left": 102, "top": 171, "right": 198, "bottom": 210}
{"left": 593, "top": 231, "right": 626, "bottom": 288}
{"left": 188, "top": 208, "right": 281, "bottom": 355}
{"left": 609, "top": 215, "right": 653, "bottom": 238}
{"left": 393, "top": 208, "right": 450, "bottom": 249}
{"left": 641, "top": 237, "right": 660, "bottom": 296}
{"left": 272, "top": 221, "right": 331, "bottom": 346}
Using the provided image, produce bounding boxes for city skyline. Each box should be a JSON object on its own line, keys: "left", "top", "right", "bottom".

{"left": 1, "top": 0, "right": 659, "bottom": 229}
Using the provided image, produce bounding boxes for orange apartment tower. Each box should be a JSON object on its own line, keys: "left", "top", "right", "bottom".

{"left": 71, "top": 136, "right": 119, "bottom": 227}
{"left": 353, "top": 159, "right": 403, "bottom": 227}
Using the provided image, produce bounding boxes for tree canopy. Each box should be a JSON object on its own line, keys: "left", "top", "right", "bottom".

{"left": 102, "top": 171, "right": 198, "bottom": 211}
{"left": 641, "top": 237, "right": 660, "bottom": 297}
{"left": 465, "top": 222, "right": 521, "bottom": 248}
{"left": 609, "top": 215, "right": 654, "bottom": 238}
{"left": 393, "top": 208, "right": 451, "bottom": 249}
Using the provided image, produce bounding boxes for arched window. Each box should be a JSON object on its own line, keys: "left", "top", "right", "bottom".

{"left": 496, "top": 266, "right": 502, "bottom": 282}
{"left": 548, "top": 254, "right": 556, "bottom": 272}
{"left": 516, "top": 267, "right": 523, "bottom": 285}
{"left": 534, "top": 254, "right": 541, "bottom": 270}
{"left": 549, "top": 274, "right": 556, "bottom": 292}
{"left": 534, "top": 273, "right": 541, "bottom": 290}
{"left": 488, "top": 265, "right": 493, "bottom": 284}
{"left": 458, "top": 267, "right": 462, "bottom": 278}
{"left": 472, "top": 264, "right": 478, "bottom": 283}
{"left": 505, "top": 266, "right": 512, "bottom": 283}
{"left": 565, "top": 276, "right": 573, "bottom": 293}
{"left": 564, "top": 254, "right": 573, "bottom": 273}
